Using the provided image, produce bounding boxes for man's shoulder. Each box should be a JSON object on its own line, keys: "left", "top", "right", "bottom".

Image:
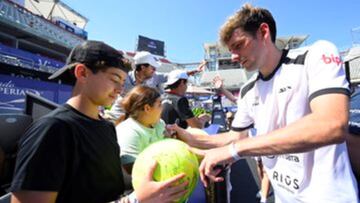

{"left": 166, "top": 93, "right": 188, "bottom": 105}
{"left": 164, "top": 93, "right": 182, "bottom": 100}
{"left": 177, "top": 96, "right": 189, "bottom": 105}
{"left": 286, "top": 40, "right": 334, "bottom": 58}
{"left": 288, "top": 40, "right": 334, "bottom": 55}
{"left": 153, "top": 72, "right": 167, "bottom": 80}
{"left": 310, "top": 40, "right": 336, "bottom": 49}
{"left": 240, "top": 74, "right": 259, "bottom": 99}
{"left": 308, "top": 40, "right": 339, "bottom": 60}
{"left": 145, "top": 73, "right": 167, "bottom": 88}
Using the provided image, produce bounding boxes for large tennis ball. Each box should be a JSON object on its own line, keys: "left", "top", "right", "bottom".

{"left": 131, "top": 139, "right": 199, "bottom": 203}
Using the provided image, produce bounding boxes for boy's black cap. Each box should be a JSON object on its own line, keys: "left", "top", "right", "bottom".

{"left": 49, "top": 40, "right": 125, "bottom": 84}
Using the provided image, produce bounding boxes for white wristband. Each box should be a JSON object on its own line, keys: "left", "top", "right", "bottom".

{"left": 128, "top": 192, "right": 139, "bottom": 203}
{"left": 228, "top": 142, "right": 242, "bottom": 161}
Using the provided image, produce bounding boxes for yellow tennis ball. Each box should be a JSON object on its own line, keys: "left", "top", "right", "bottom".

{"left": 132, "top": 139, "right": 199, "bottom": 203}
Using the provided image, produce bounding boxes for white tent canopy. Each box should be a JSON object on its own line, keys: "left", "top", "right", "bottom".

{"left": 344, "top": 46, "right": 360, "bottom": 62}
{"left": 186, "top": 85, "right": 214, "bottom": 95}
{"left": 276, "top": 35, "right": 309, "bottom": 49}
{"left": 23, "top": 0, "right": 88, "bottom": 29}
{"left": 200, "top": 69, "right": 255, "bottom": 90}
{"left": 345, "top": 46, "right": 360, "bottom": 84}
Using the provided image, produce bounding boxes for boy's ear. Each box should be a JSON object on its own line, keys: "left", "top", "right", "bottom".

{"left": 73, "top": 64, "right": 89, "bottom": 82}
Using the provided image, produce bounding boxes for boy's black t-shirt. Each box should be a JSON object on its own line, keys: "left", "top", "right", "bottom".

{"left": 161, "top": 93, "right": 194, "bottom": 129}
{"left": 10, "top": 104, "right": 125, "bottom": 203}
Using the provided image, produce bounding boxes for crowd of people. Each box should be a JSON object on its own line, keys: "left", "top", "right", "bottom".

{"left": 8, "top": 39, "right": 210, "bottom": 203}
{"left": 6, "top": 3, "right": 360, "bottom": 203}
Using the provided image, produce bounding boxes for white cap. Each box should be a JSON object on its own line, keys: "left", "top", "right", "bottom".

{"left": 164, "top": 69, "right": 188, "bottom": 87}
{"left": 133, "top": 51, "right": 161, "bottom": 68}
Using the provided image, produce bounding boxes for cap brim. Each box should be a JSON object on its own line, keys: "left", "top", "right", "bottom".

{"left": 164, "top": 79, "right": 178, "bottom": 87}
{"left": 149, "top": 61, "right": 161, "bottom": 69}
{"left": 48, "top": 63, "right": 77, "bottom": 84}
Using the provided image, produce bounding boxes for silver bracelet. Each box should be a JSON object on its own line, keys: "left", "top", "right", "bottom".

{"left": 228, "top": 142, "right": 242, "bottom": 161}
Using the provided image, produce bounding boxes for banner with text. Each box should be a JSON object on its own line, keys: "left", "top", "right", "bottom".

{"left": 0, "top": 74, "right": 72, "bottom": 113}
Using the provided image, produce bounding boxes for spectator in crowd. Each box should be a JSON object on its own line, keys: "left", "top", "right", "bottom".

{"left": 213, "top": 75, "right": 237, "bottom": 104}
{"left": 106, "top": 51, "right": 207, "bottom": 124}
{"left": 116, "top": 85, "right": 167, "bottom": 174}
{"left": 168, "top": 4, "right": 358, "bottom": 202}
{"left": 9, "top": 41, "right": 187, "bottom": 203}
{"left": 161, "top": 69, "right": 211, "bottom": 129}
{"left": 225, "top": 111, "right": 234, "bottom": 125}
{"left": 123, "top": 51, "right": 163, "bottom": 95}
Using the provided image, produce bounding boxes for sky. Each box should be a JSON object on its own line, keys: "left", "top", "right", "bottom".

{"left": 62, "top": 0, "right": 360, "bottom": 63}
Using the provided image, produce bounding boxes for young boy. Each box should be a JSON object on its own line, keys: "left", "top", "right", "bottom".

{"left": 9, "top": 40, "right": 187, "bottom": 203}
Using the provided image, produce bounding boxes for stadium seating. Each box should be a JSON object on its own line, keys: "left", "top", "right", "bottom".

{"left": 0, "top": 0, "right": 83, "bottom": 48}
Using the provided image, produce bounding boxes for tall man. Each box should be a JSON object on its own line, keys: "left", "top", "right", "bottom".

{"left": 169, "top": 4, "right": 358, "bottom": 202}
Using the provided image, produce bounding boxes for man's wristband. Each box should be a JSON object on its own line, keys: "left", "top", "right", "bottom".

{"left": 128, "top": 192, "right": 139, "bottom": 203}
{"left": 228, "top": 142, "right": 242, "bottom": 161}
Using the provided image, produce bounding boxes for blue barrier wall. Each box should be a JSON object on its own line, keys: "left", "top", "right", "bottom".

{"left": 0, "top": 74, "right": 72, "bottom": 113}
{"left": 0, "top": 43, "right": 64, "bottom": 73}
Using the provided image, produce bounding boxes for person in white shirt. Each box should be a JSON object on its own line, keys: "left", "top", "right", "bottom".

{"left": 168, "top": 3, "right": 358, "bottom": 202}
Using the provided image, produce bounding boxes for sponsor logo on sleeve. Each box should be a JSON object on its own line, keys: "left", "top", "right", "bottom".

{"left": 321, "top": 54, "right": 342, "bottom": 66}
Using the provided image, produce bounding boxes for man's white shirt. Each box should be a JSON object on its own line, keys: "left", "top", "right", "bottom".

{"left": 232, "top": 40, "right": 358, "bottom": 202}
